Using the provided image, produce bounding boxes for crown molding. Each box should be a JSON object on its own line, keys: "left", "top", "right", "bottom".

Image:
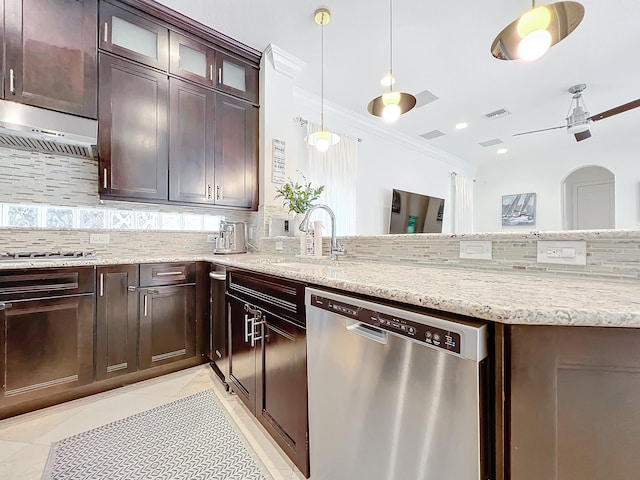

{"left": 264, "top": 44, "right": 306, "bottom": 79}
{"left": 292, "top": 87, "right": 476, "bottom": 172}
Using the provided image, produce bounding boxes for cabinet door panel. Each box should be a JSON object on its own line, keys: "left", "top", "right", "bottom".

{"left": 96, "top": 265, "right": 139, "bottom": 380}
{"left": 99, "top": 53, "right": 168, "bottom": 201}
{"left": 139, "top": 285, "right": 196, "bottom": 370}
{"left": 169, "top": 79, "right": 215, "bottom": 204}
{"left": 0, "top": 295, "right": 94, "bottom": 406}
{"left": 169, "top": 32, "right": 215, "bottom": 87}
{"left": 214, "top": 95, "right": 258, "bottom": 209}
{"left": 4, "top": 0, "right": 97, "bottom": 117}
{"left": 259, "top": 313, "right": 309, "bottom": 476}
{"left": 99, "top": 1, "right": 168, "bottom": 70}
{"left": 214, "top": 52, "right": 258, "bottom": 104}
{"left": 227, "top": 294, "right": 256, "bottom": 413}
{"left": 509, "top": 325, "right": 640, "bottom": 480}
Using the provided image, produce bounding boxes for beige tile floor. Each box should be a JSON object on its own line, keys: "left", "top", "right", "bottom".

{"left": 0, "top": 365, "right": 306, "bottom": 480}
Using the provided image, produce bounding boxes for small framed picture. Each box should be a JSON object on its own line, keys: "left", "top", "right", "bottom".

{"left": 502, "top": 193, "right": 536, "bottom": 227}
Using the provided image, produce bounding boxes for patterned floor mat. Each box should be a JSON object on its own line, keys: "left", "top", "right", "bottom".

{"left": 41, "top": 390, "right": 270, "bottom": 480}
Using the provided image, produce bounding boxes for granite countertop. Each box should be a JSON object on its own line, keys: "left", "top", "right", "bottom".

{"left": 1, "top": 253, "right": 638, "bottom": 327}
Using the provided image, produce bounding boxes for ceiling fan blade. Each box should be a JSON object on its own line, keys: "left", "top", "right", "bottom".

{"left": 574, "top": 130, "right": 592, "bottom": 142}
{"left": 589, "top": 98, "right": 640, "bottom": 122}
{"left": 513, "top": 125, "right": 565, "bottom": 137}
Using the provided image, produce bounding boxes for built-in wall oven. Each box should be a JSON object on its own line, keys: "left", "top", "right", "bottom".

{"left": 305, "top": 287, "right": 492, "bottom": 480}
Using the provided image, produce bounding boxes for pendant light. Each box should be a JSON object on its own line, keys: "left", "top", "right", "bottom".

{"left": 305, "top": 8, "right": 340, "bottom": 152}
{"left": 367, "top": 0, "right": 416, "bottom": 122}
{"left": 491, "top": 1, "right": 585, "bottom": 61}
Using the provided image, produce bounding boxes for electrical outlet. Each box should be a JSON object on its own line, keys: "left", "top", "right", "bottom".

{"left": 206, "top": 234, "right": 217, "bottom": 243}
{"left": 89, "top": 233, "right": 110, "bottom": 245}
{"left": 537, "top": 240, "right": 586, "bottom": 265}
{"left": 275, "top": 240, "right": 284, "bottom": 251}
{"left": 248, "top": 226, "right": 256, "bottom": 241}
{"left": 459, "top": 240, "right": 492, "bottom": 260}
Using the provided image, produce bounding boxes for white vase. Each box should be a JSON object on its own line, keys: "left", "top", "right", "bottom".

{"left": 293, "top": 213, "right": 306, "bottom": 236}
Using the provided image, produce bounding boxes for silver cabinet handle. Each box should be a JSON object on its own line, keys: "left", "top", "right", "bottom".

{"left": 0, "top": 302, "right": 13, "bottom": 310}
{"left": 143, "top": 294, "right": 148, "bottom": 316}
{"left": 99, "top": 273, "right": 104, "bottom": 297}
{"left": 218, "top": 67, "right": 222, "bottom": 84}
{"left": 103, "top": 168, "right": 108, "bottom": 189}
{"left": 216, "top": 185, "right": 221, "bottom": 200}
{"left": 209, "top": 64, "right": 213, "bottom": 81}
{"left": 207, "top": 184, "right": 212, "bottom": 199}
{"left": 146, "top": 288, "right": 158, "bottom": 294}
{"left": 9, "top": 68, "right": 15, "bottom": 94}
{"left": 244, "top": 313, "right": 251, "bottom": 343}
{"left": 156, "top": 271, "right": 182, "bottom": 276}
{"left": 104, "top": 21, "right": 109, "bottom": 43}
{"left": 209, "top": 272, "right": 226, "bottom": 281}
{"left": 251, "top": 315, "right": 264, "bottom": 347}
{"left": 127, "top": 285, "right": 137, "bottom": 292}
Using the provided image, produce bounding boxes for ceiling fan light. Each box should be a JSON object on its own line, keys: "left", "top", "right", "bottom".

{"left": 517, "top": 29, "right": 552, "bottom": 61}
{"left": 382, "top": 91, "right": 401, "bottom": 106}
{"left": 517, "top": 6, "right": 552, "bottom": 37}
{"left": 567, "top": 123, "right": 590, "bottom": 134}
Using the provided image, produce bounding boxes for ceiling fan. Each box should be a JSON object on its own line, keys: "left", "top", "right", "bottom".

{"left": 514, "top": 84, "right": 640, "bottom": 142}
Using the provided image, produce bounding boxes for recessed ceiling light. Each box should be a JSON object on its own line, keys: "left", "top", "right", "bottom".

{"left": 497, "top": 147, "right": 508, "bottom": 154}
{"left": 455, "top": 122, "right": 468, "bottom": 130}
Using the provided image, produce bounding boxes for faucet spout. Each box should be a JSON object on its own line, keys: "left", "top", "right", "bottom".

{"left": 299, "top": 204, "right": 345, "bottom": 257}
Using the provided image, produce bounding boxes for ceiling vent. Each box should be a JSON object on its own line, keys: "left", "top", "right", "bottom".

{"left": 414, "top": 89, "right": 440, "bottom": 108}
{"left": 484, "top": 108, "right": 511, "bottom": 120}
{"left": 420, "top": 130, "right": 446, "bottom": 140}
{"left": 479, "top": 138, "right": 504, "bottom": 147}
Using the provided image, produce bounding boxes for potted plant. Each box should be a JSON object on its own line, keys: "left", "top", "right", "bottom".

{"left": 275, "top": 175, "right": 325, "bottom": 236}
{"left": 275, "top": 175, "right": 325, "bottom": 215}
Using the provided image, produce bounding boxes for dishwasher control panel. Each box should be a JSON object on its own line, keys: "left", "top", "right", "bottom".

{"left": 310, "top": 294, "right": 461, "bottom": 355}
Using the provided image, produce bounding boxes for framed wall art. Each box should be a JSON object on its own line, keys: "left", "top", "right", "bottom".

{"left": 502, "top": 192, "right": 536, "bottom": 227}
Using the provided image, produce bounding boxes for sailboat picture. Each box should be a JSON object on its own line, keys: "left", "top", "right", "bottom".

{"left": 502, "top": 193, "right": 536, "bottom": 226}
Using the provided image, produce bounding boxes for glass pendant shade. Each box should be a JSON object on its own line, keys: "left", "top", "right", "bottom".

{"left": 491, "top": 1, "right": 584, "bottom": 61}
{"left": 305, "top": 8, "right": 339, "bottom": 152}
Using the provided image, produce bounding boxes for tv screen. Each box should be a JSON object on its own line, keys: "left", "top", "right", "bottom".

{"left": 389, "top": 189, "right": 445, "bottom": 234}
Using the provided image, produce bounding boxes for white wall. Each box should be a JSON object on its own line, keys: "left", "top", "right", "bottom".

{"left": 289, "top": 90, "right": 476, "bottom": 235}
{"left": 474, "top": 142, "right": 640, "bottom": 232}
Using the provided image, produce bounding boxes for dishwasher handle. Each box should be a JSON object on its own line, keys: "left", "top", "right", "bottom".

{"left": 346, "top": 319, "right": 388, "bottom": 345}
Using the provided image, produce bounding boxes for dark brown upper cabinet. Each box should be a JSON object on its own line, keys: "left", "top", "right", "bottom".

{"left": 3, "top": 0, "right": 98, "bottom": 118}
{"left": 169, "top": 31, "right": 215, "bottom": 87}
{"left": 98, "top": 53, "right": 169, "bottom": 201}
{"left": 214, "top": 94, "right": 258, "bottom": 209}
{"left": 99, "top": 1, "right": 168, "bottom": 71}
{"left": 169, "top": 78, "right": 215, "bottom": 204}
{"left": 214, "top": 51, "right": 258, "bottom": 104}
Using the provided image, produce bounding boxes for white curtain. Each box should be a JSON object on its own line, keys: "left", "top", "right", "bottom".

{"left": 299, "top": 121, "right": 358, "bottom": 236}
{"left": 450, "top": 173, "right": 474, "bottom": 233}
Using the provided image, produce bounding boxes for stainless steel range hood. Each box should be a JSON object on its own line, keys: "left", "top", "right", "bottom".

{"left": 0, "top": 101, "right": 98, "bottom": 159}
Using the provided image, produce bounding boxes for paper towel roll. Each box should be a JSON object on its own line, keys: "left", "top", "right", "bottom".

{"left": 313, "top": 220, "right": 323, "bottom": 256}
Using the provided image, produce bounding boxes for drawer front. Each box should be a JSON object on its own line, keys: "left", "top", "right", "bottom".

{"left": 0, "top": 267, "right": 95, "bottom": 301}
{"left": 140, "top": 262, "right": 195, "bottom": 287}
{"left": 227, "top": 268, "right": 306, "bottom": 325}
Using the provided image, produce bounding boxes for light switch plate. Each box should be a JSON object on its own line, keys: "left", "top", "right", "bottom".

{"left": 90, "top": 233, "right": 110, "bottom": 245}
{"left": 537, "top": 240, "right": 587, "bottom": 265}
{"left": 459, "top": 240, "right": 492, "bottom": 260}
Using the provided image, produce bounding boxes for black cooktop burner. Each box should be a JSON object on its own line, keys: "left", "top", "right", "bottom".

{"left": 0, "top": 251, "right": 98, "bottom": 261}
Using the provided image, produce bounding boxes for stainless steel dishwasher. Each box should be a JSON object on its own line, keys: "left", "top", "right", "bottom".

{"left": 305, "top": 287, "right": 491, "bottom": 480}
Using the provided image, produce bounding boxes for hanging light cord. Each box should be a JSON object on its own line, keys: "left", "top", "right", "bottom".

{"left": 321, "top": 15, "right": 325, "bottom": 130}
{"left": 389, "top": 0, "right": 393, "bottom": 94}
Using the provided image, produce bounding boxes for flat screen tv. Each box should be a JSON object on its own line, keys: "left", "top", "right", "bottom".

{"left": 389, "top": 188, "right": 445, "bottom": 234}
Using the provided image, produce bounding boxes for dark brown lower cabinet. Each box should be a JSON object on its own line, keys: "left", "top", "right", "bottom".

{"left": 227, "top": 269, "right": 309, "bottom": 477}
{"left": 96, "top": 265, "right": 139, "bottom": 380}
{"left": 139, "top": 284, "right": 196, "bottom": 370}
{"left": 508, "top": 325, "right": 640, "bottom": 480}
{"left": 0, "top": 267, "right": 95, "bottom": 411}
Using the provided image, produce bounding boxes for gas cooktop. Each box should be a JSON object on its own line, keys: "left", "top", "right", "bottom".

{"left": 0, "top": 251, "right": 98, "bottom": 261}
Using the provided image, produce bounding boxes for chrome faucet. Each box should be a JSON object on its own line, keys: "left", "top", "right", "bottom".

{"left": 299, "top": 204, "right": 346, "bottom": 258}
